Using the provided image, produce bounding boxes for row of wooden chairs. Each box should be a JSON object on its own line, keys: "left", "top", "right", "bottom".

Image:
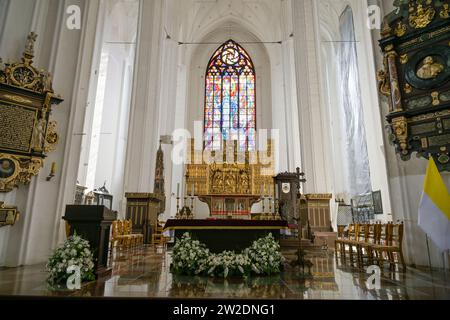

{"left": 111, "top": 220, "right": 144, "bottom": 250}
{"left": 335, "top": 222, "right": 406, "bottom": 272}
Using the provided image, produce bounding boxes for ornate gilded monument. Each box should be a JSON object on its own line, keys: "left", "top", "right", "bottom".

{"left": 185, "top": 139, "right": 275, "bottom": 219}
{"left": 378, "top": 1, "right": 450, "bottom": 171}
{"left": 0, "top": 32, "right": 63, "bottom": 192}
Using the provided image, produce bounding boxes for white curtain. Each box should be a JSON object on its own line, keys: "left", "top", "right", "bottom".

{"left": 338, "top": 6, "right": 372, "bottom": 197}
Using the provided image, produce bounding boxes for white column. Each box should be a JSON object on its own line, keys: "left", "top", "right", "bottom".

{"left": 124, "top": 0, "right": 164, "bottom": 193}
{"left": 291, "top": 0, "right": 333, "bottom": 193}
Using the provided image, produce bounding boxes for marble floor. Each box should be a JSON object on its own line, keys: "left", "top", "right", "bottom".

{"left": 0, "top": 246, "right": 449, "bottom": 299}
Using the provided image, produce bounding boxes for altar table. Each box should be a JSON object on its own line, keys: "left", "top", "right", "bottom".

{"left": 163, "top": 219, "right": 288, "bottom": 253}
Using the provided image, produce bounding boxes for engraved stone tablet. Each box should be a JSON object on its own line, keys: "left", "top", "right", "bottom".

{"left": 0, "top": 102, "right": 36, "bottom": 152}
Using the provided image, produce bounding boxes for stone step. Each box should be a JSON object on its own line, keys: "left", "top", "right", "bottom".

{"left": 280, "top": 238, "right": 315, "bottom": 248}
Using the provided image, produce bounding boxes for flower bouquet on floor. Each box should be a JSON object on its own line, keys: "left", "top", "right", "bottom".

{"left": 46, "top": 233, "right": 96, "bottom": 289}
{"left": 170, "top": 232, "right": 285, "bottom": 278}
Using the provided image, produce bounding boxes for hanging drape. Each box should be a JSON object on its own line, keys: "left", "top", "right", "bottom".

{"left": 338, "top": 6, "right": 372, "bottom": 197}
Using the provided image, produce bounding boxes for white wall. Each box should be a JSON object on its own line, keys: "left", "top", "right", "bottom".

{"left": 0, "top": 0, "right": 102, "bottom": 267}
{"left": 76, "top": 0, "right": 138, "bottom": 213}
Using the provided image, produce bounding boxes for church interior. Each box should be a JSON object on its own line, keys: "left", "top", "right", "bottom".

{"left": 0, "top": 0, "right": 450, "bottom": 302}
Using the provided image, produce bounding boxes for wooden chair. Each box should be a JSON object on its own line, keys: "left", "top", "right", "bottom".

{"left": 111, "top": 220, "right": 143, "bottom": 252}
{"left": 372, "top": 222, "right": 406, "bottom": 272}
{"left": 335, "top": 224, "right": 360, "bottom": 264}
{"left": 152, "top": 223, "right": 164, "bottom": 244}
{"left": 356, "top": 223, "right": 379, "bottom": 267}
{"left": 123, "top": 220, "right": 144, "bottom": 248}
{"left": 111, "top": 220, "right": 130, "bottom": 251}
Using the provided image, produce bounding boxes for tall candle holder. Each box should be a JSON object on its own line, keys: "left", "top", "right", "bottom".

{"left": 268, "top": 196, "right": 273, "bottom": 220}
{"left": 176, "top": 196, "right": 181, "bottom": 219}
{"left": 274, "top": 199, "right": 281, "bottom": 220}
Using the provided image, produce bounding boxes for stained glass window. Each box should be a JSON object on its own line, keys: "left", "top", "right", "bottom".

{"left": 204, "top": 40, "right": 256, "bottom": 151}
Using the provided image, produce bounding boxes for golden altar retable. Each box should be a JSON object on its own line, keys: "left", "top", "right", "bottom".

{"left": 185, "top": 139, "right": 275, "bottom": 219}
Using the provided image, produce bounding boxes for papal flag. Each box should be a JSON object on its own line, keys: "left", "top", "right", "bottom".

{"left": 418, "top": 157, "right": 450, "bottom": 252}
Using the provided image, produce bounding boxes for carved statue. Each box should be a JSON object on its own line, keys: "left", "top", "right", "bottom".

{"left": 210, "top": 163, "right": 223, "bottom": 193}
{"left": 25, "top": 32, "right": 38, "bottom": 57}
{"left": 239, "top": 169, "right": 250, "bottom": 194}
{"left": 32, "top": 117, "right": 46, "bottom": 152}
{"left": 224, "top": 169, "right": 236, "bottom": 194}
{"left": 417, "top": 56, "right": 444, "bottom": 80}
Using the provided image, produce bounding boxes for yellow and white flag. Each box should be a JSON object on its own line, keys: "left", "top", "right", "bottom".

{"left": 418, "top": 157, "right": 450, "bottom": 252}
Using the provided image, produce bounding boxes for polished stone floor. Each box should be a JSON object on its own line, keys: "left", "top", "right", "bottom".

{"left": 0, "top": 246, "right": 449, "bottom": 299}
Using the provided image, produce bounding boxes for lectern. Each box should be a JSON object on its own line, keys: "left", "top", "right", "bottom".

{"left": 63, "top": 205, "right": 117, "bottom": 279}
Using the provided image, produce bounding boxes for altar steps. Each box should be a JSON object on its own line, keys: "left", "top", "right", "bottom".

{"left": 280, "top": 238, "right": 323, "bottom": 250}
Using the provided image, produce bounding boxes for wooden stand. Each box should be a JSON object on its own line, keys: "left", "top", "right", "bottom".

{"left": 63, "top": 205, "right": 117, "bottom": 279}
{"left": 125, "top": 193, "right": 164, "bottom": 244}
{"left": 299, "top": 194, "right": 335, "bottom": 242}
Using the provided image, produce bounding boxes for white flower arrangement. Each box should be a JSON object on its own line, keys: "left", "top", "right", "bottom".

{"left": 46, "top": 233, "right": 96, "bottom": 287}
{"left": 170, "top": 233, "right": 284, "bottom": 278}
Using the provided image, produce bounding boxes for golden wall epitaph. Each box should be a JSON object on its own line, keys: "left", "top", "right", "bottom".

{"left": 0, "top": 33, "right": 63, "bottom": 192}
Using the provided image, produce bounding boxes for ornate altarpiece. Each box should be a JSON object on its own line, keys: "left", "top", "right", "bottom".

{"left": 0, "top": 32, "right": 63, "bottom": 193}
{"left": 185, "top": 139, "right": 275, "bottom": 219}
{"left": 378, "top": 1, "right": 450, "bottom": 171}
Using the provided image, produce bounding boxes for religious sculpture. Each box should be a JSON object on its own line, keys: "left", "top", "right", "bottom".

{"left": 32, "top": 117, "right": 47, "bottom": 152}
{"left": 224, "top": 165, "right": 237, "bottom": 194}
{"left": 24, "top": 32, "right": 37, "bottom": 56}
{"left": 239, "top": 168, "right": 250, "bottom": 194}
{"left": 416, "top": 56, "right": 444, "bottom": 80}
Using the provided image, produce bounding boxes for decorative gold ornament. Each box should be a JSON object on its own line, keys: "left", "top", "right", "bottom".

{"left": 381, "top": 21, "right": 392, "bottom": 38}
{"left": 392, "top": 117, "right": 409, "bottom": 155}
{"left": 44, "top": 120, "right": 59, "bottom": 153}
{"left": 409, "top": 4, "right": 436, "bottom": 29}
{"left": 384, "top": 44, "right": 394, "bottom": 52}
{"left": 395, "top": 21, "right": 407, "bottom": 37}
{"left": 440, "top": 4, "right": 450, "bottom": 19}
{"left": 431, "top": 91, "right": 441, "bottom": 106}
{"left": 377, "top": 69, "right": 391, "bottom": 97}
{"left": 0, "top": 202, "right": 20, "bottom": 227}
{"left": 400, "top": 54, "right": 409, "bottom": 64}
{"left": 0, "top": 153, "right": 43, "bottom": 192}
{"left": 404, "top": 83, "right": 413, "bottom": 94}
{"left": 416, "top": 56, "right": 444, "bottom": 79}
{"left": 3, "top": 94, "right": 32, "bottom": 104}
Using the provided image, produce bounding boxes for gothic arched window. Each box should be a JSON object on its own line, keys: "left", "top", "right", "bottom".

{"left": 204, "top": 40, "right": 256, "bottom": 151}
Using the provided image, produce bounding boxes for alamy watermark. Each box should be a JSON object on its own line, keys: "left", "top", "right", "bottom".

{"left": 366, "top": 265, "right": 381, "bottom": 290}
{"left": 66, "top": 5, "right": 81, "bottom": 30}
{"left": 66, "top": 265, "right": 81, "bottom": 290}
{"left": 170, "top": 122, "right": 279, "bottom": 170}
